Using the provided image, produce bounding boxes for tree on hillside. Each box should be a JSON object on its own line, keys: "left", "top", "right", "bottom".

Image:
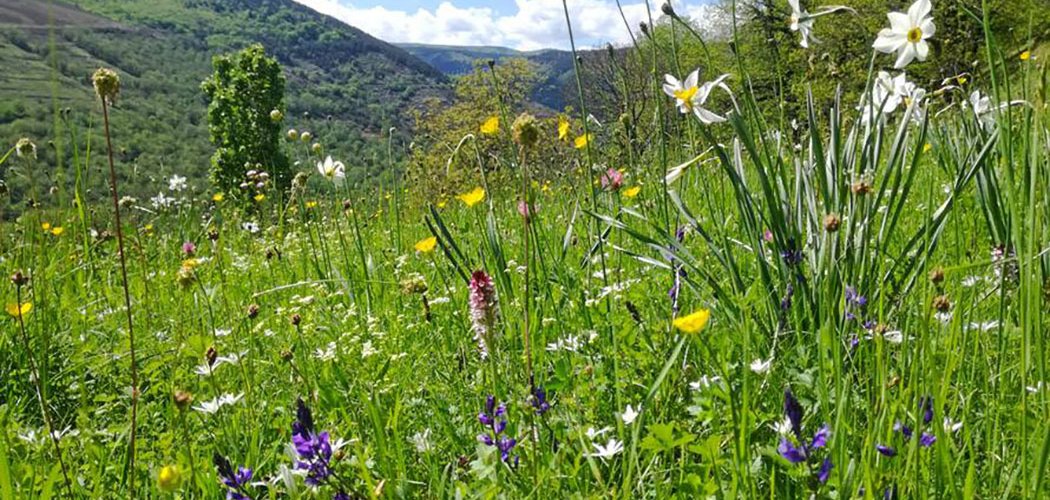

{"left": 201, "top": 44, "right": 290, "bottom": 198}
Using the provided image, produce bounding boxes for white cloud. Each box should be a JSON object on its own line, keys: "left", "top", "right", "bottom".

{"left": 293, "top": 0, "right": 722, "bottom": 51}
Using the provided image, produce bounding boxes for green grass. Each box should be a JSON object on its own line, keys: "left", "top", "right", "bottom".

{"left": 0, "top": 1, "right": 1048, "bottom": 498}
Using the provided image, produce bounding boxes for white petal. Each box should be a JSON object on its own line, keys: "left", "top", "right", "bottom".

{"left": 694, "top": 107, "right": 726, "bottom": 124}
{"left": 920, "top": 18, "right": 936, "bottom": 38}
{"left": 684, "top": 69, "right": 700, "bottom": 90}
{"left": 662, "top": 83, "right": 678, "bottom": 98}
{"left": 908, "top": 0, "right": 932, "bottom": 25}
{"left": 894, "top": 44, "right": 917, "bottom": 68}
{"left": 788, "top": 0, "right": 801, "bottom": 15}
{"left": 664, "top": 74, "right": 679, "bottom": 87}
{"left": 887, "top": 12, "right": 911, "bottom": 33}
{"left": 914, "top": 40, "right": 929, "bottom": 61}
{"left": 873, "top": 31, "right": 905, "bottom": 53}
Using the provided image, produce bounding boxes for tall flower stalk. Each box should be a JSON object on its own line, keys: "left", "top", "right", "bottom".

{"left": 93, "top": 67, "right": 141, "bottom": 493}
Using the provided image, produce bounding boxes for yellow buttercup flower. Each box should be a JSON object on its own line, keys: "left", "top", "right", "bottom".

{"left": 5, "top": 302, "right": 32, "bottom": 318}
{"left": 305, "top": 200, "right": 318, "bottom": 209}
{"left": 457, "top": 187, "right": 486, "bottom": 207}
{"left": 672, "top": 308, "right": 711, "bottom": 334}
{"left": 574, "top": 133, "right": 592, "bottom": 149}
{"left": 623, "top": 186, "right": 641, "bottom": 198}
{"left": 212, "top": 193, "right": 224, "bottom": 202}
{"left": 414, "top": 236, "right": 438, "bottom": 253}
{"left": 157, "top": 464, "right": 182, "bottom": 492}
{"left": 437, "top": 199, "right": 447, "bottom": 208}
{"left": 1020, "top": 50, "right": 1031, "bottom": 61}
{"left": 254, "top": 193, "right": 266, "bottom": 202}
{"left": 41, "top": 222, "right": 51, "bottom": 231}
{"left": 480, "top": 116, "right": 500, "bottom": 135}
{"left": 558, "top": 116, "right": 570, "bottom": 141}
{"left": 922, "top": 143, "right": 932, "bottom": 153}
{"left": 50, "top": 226, "right": 64, "bottom": 236}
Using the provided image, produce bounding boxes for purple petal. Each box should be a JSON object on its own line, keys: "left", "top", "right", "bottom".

{"left": 817, "top": 457, "right": 833, "bottom": 483}
{"left": 875, "top": 444, "right": 896, "bottom": 457}
{"left": 783, "top": 388, "right": 804, "bottom": 438}
{"left": 778, "top": 437, "right": 807, "bottom": 463}
{"left": 810, "top": 424, "right": 830, "bottom": 449}
{"left": 919, "top": 432, "right": 937, "bottom": 447}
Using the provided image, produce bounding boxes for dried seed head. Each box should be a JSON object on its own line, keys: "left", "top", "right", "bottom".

{"left": 10, "top": 270, "right": 29, "bottom": 287}
{"left": 290, "top": 313, "right": 302, "bottom": 326}
{"left": 173, "top": 390, "right": 193, "bottom": 410}
{"left": 851, "top": 181, "right": 872, "bottom": 195}
{"left": 823, "top": 213, "right": 841, "bottom": 232}
{"left": 92, "top": 68, "right": 121, "bottom": 103}
{"left": 511, "top": 112, "right": 540, "bottom": 149}
{"left": 247, "top": 303, "right": 260, "bottom": 319}
{"left": 932, "top": 294, "right": 951, "bottom": 312}
{"left": 929, "top": 267, "right": 945, "bottom": 285}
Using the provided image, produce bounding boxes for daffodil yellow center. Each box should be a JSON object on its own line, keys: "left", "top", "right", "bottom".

{"left": 674, "top": 86, "right": 699, "bottom": 108}
{"left": 907, "top": 27, "right": 923, "bottom": 43}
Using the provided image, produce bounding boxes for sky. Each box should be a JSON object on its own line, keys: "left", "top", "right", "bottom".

{"left": 291, "top": 0, "right": 720, "bottom": 51}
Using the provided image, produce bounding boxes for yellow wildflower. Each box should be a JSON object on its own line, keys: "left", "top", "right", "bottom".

{"left": 305, "top": 200, "right": 318, "bottom": 209}
{"left": 50, "top": 226, "right": 64, "bottom": 236}
{"left": 414, "top": 236, "right": 438, "bottom": 253}
{"left": 157, "top": 465, "right": 182, "bottom": 492}
{"left": 254, "top": 193, "right": 266, "bottom": 202}
{"left": 922, "top": 143, "right": 932, "bottom": 153}
{"left": 574, "top": 133, "right": 592, "bottom": 149}
{"left": 212, "top": 193, "right": 224, "bottom": 202}
{"left": 5, "top": 302, "right": 32, "bottom": 318}
{"left": 480, "top": 116, "right": 500, "bottom": 135}
{"left": 623, "top": 186, "right": 641, "bottom": 198}
{"left": 1020, "top": 50, "right": 1031, "bottom": 61}
{"left": 558, "top": 116, "right": 570, "bottom": 141}
{"left": 41, "top": 222, "right": 51, "bottom": 231}
{"left": 457, "top": 187, "right": 486, "bottom": 207}
{"left": 672, "top": 308, "right": 711, "bottom": 334}
{"left": 437, "top": 199, "right": 448, "bottom": 208}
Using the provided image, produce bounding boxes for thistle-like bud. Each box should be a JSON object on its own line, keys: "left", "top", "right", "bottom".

{"left": 270, "top": 109, "right": 284, "bottom": 122}
{"left": 300, "top": 131, "right": 312, "bottom": 143}
{"left": 851, "top": 181, "right": 872, "bottom": 195}
{"left": 290, "top": 313, "right": 302, "bottom": 326}
{"left": 468, "top": 270, "right": 500, "bottom": 359}
{"left": 173, "top": 390, "right": 193, "bottom": 410}
{"left": 823, "top": 213, "right": 841, "bottom": 233}
{"left": 280, "top": 349, "right": 294, "bottom": 362}
{"left": 15, "top": 138, "right": 36, "bottom": 159}
{"left": 92, "top": 68, "right": 120, "bottom": 103}
{"left": 287, "top": 129, "right": 299, "bottom": 141}
{"left": 311, "top": 142, "right": 322, "bottom": 154}
{"left": 247, "top": 303, "right": 260, "bottom": 319}
{"left": 929, "top": 267, "right": 945, "bottom": 285}
{"left": 932, "top": 295, "right": 951, "bottom": 312}
{"left": 10, "top": 270, "right": 29, "bottom": 287}
{"left": 208, "top": 228, "right": 220, "bottom": 241}
{"left": 511, "top": 112, "right": 540, "bottom": 149}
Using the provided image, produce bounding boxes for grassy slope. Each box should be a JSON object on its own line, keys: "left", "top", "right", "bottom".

{"left": 0, "top": 0, "right": 450, "bottom": 204}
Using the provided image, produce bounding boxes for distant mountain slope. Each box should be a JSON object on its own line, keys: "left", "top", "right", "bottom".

{"left": 398, "top": 43, "right": 576, "bottom": 111}
{"left": 0, "top": 0, "right": 449, "bottom": 202}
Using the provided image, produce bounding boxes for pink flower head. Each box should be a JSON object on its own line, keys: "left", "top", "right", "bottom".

{"left": 468, "top": 270, "right": 500, "bottom": 358}
{"left": 517, "top": 200, "right": 535, "bottom": 222}
{"left": 182, "top": 241, "right": 196, "bottom": 256}
{"left": 601, "top": 168, "right": 624, "bottom": 191}
{"left": 763, "top": 229, "right": 774, "bottom": 243}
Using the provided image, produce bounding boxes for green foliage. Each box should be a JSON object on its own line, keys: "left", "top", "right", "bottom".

{"left": 201, "top": 44, "right": 290, "bottom": 196}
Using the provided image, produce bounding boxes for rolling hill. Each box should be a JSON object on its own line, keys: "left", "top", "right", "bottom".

{"left": 0, "top": 0, "right": 450, "bottom": 203}
{"left": 398, "top": 43, "right": 577, "bottom": 111}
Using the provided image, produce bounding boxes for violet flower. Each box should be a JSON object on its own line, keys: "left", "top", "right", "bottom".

{"left": 213, "top": 452, "right": 254, "bottom": 500}
{"left": 291, "top": 398, "right": 346, "bottom": 491}
{"left": 777, "top": 388, "right": 832, "bottom": 484}
{"left": 531, "top": 386, "right": 550, "bottom": 415}
{"left": 478, "top": 395, "right": 518, "bottom": 465}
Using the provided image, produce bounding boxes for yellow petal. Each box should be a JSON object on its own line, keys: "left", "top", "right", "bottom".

{"left": 6, "top": 302, "right": 32, "bottom": 318}
{"left": 574, "top": 133, "right": 592, "bottom": 149}
{"left": 51, "top": 227, "right": 64, "bottom": 236}
{"left": 623, "top": 186, "right": 641, "bottom": 198}
{"left": 212, "top": 193, "right": 224, "bottom": 202}
{"left": 41, "top": 222, "right": 51, "bottom": 231}
{"left": 457, "top": 187, "right": 486, "bottom": 207}
{"left": 672, "top": 308, "right": 711, "bottom": 334}
{"left": 558, "top": 116, "right": 570, "bottom": 141}
{"left": 254, "top": 193, "right": 265, "bottom": 202}
{"left": 414, "top": 236, "right": 438, "bottom": 253}
{"left": 1020, "top": 50, "right": 1031, "bottom": 61}
{"left": 480, "top": 116, "right": 500, "bottom": 135}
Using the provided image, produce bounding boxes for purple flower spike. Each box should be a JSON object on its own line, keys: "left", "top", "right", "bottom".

{"left": 919, "top": 432, "right": 937, "bottom": 447}
{"left": 783, "top": 388, "right": 804, "bottom": 439}
{"left": 920, "top": 396, "right": 934, "bottom": 424}
{"left": 818, "top": 457, "right": 833, "bottom": 484}
{"left": 531, "top": 386, "right": 551, "bottom": 415}
{"left": 778, "top": 438, "right": 807, "bottom": 463}
{"left": 876, "top": 444, "right": 896, "bottom": 457}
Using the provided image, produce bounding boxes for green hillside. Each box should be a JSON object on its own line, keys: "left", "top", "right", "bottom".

{"left": 398, "top": 43, "right": 577, "bottom": 111}
{"left": 0, "top": 0, "right": 449, "bottom": 204}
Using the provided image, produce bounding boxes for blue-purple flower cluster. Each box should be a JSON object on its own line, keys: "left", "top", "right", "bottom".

{"left": 478, "top": 395, "right": 518, "bottom": 465}
{"left": 213, "top": 452, "right": 254, "bottom": 500}
{"left": 292, "top": 398, "right": 350, "bottom": 498}
{"left": 777, "top": 388, "right": 833, "bottom": 484}
{"left": 879, "top": 396, "right": 938, "bottom": 456}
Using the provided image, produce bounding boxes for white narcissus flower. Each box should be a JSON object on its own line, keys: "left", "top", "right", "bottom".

{"left": 316, "top": 155, "right": 346, "bottom": 184}
{"left": 873, "top": 0, "right": 936, "bottom": 68}
{"left": 750, "top": 358, "right": 772, "bottom": 374}
{"left": 859, "top": 71, "right": 901, "bottom": 123}
{"left": 663, "top": 70, "right": 732, "bottom": 124}
{"left": 968, "top": 90, "right": 996, "bottom": 131}
{"left": 788, "top": 0, "right": 816, "bottom": 48}
{"left": 587, "top": 438, "right": 624, "bottom": 459}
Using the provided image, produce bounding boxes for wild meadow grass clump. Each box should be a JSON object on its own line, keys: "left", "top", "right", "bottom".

{"left": 0, "top": 0, "right": 1048, "bottom": 498}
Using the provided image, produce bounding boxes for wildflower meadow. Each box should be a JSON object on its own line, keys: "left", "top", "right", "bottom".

{"left": 1, "top": 0, "right": 1048, "bottom": 498}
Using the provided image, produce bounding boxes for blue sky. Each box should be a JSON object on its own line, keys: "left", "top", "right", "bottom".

{"left": 292, "top": 0, "right": 720, "bottom": 51}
